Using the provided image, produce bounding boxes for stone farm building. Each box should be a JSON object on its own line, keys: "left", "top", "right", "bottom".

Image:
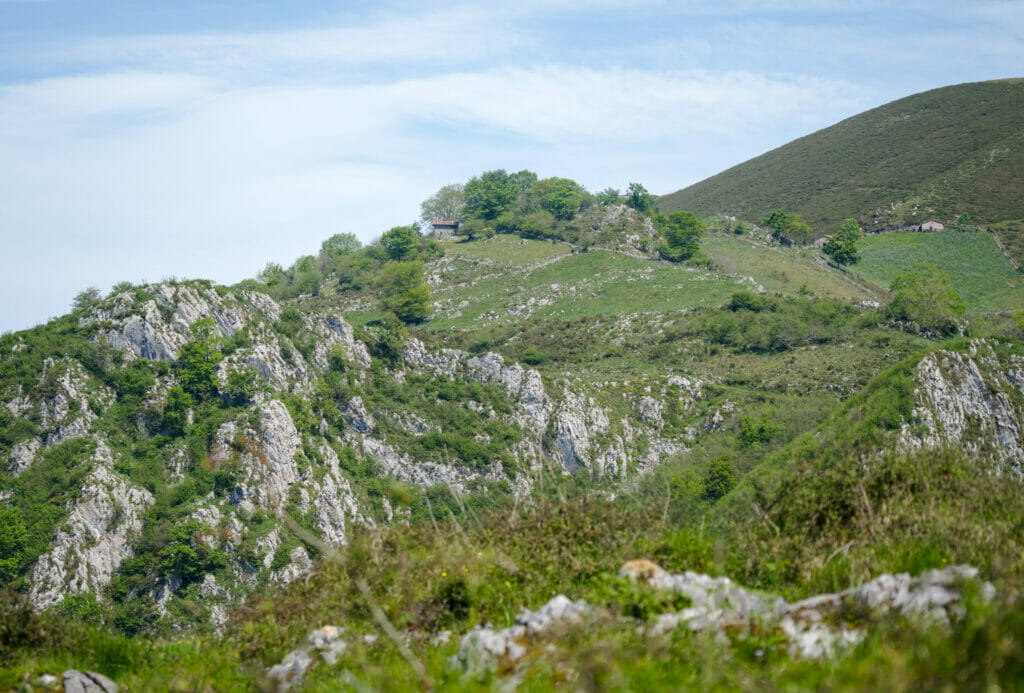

{"left": 918, "top": 220, "right": 945, "bottom": 232}
{"left": 432, "top": 220, "right": 459, "bottom": 239}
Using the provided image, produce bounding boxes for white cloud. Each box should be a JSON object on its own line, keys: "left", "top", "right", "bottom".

{"left": 0, "top": 63, "right": 869, "bottom": 332}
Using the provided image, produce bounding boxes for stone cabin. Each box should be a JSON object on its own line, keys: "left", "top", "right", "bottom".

{"left": 431, "top": 220, "right": 459, "bottom": 239}
{"left": 813, "top": 234, "right": 833, "bottom": 248}
{"left": 918, "top": 220, "right": 945, "bottom": 232}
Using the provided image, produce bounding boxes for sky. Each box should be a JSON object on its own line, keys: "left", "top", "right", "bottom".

{"left": 1, "top": 1, "right": 1022, "bottom": 333}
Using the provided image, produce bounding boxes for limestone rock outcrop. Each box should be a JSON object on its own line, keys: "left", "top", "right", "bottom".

{"left": 28, "top": 455, "right": 154, "bottom": 609}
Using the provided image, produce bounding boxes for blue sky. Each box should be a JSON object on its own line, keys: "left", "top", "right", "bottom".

{"left": 1, "top": 0, "right": 1022, "bottom": 333}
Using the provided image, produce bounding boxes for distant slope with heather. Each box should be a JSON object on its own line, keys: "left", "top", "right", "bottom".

{"left": 659, "top": 79, "right": 1024, "bottom": 234}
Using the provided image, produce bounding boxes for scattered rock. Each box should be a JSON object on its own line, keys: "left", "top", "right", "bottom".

{"left": 454, "top": 595, "right": 592, "bottom": 676}
{"left": 344, "top": 396, "right": 376, "bottom": 434}
{"left": 266, "top": 625, "right": 346, "bottom": 692}
{"left": 628, "top": 560, "right": 994, "bottom": 659}
{"left": 61, "top": 670, "right": 118, "bottom": 693}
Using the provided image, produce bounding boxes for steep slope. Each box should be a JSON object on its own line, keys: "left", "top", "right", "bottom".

{"left": 659, "top": 79, "right": 1024, "bottom": 232}
{"left": 0, "top": 280, "right": 695, "bottom": 624}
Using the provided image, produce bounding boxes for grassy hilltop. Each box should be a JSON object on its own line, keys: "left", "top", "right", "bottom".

{"left": 659, "top": 79, "right": 1024, "bottom": 235}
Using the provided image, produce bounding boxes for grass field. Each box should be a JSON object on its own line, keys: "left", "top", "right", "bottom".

{"left": 850, "top": 231, "right": 1024, "bottom": 312}
{"left": 428, "top": 250, "right": 753, "bottom": 331}
{"left": 439, "top": 234, "right": 570, "bottom": 266}
{"left": 701, "top": 233, "right": 873, "bottom": 302}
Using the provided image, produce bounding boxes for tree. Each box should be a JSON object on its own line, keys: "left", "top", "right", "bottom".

{"left": 223, "top": 365, "right": 261, "bottom": 406}
{"left": 420, "top": 183, "right": 465, "bottom": 224}
{"left": 379, "top": 260, "right": 431, "bottom": 323}
{"left": 72, "top": 287, "right": 102, "bottom": 312}
{"left": 463, "top": 169, "right": 520, "bottom": 220}
{"left": 956, "top": 212, "right": 974, "bottom": 231}
{"left": 175, "top": 317, "right": 223, "bottom": 400}
{"left": 761, "top": 208, "right": 814, "bottom": 245}
{"left": 822, "top": 218, "right": 861, "bottom": 266}
{"left": 0, "top": 506, "right": 27, "bottom": 580}
{"left": 164, "top": 386, "right": 193, "bottom": 437}
{"left": 258, "top": 262, "right": 287, "bottom": 287}
{"left": 658, "top": 210, "right": 705, "bottom": 262}
{"left": 888, "top": 264, "right": 965, "bottom": 335}
{"left": 625, "top": 182, "right": 658, "bottom": 216}
{"left": 761, "top": 209, "right": 789, "bottom": 236}
{"left": 320, "top": 233, "right": 361, "bottom": 258}
{"left": 702, "top": 458, "right": 736, "bottom": 501}
{"left": 531, "top": 177, "right": 591, "bottom": 220}
{"left": 380, "top": 225, "right": 420, "bottom": 260}
{"left": 596, "top": 187, "right": 621, "bottom": 206}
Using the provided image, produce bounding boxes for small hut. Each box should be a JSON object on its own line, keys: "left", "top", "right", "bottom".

{"left": 918, "top": 220, "right": 945, "bottom": 232}
{"left": 431, "top": 220, "right": 459, "bottom": 239}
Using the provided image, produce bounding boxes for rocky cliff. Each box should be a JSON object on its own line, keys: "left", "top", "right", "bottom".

{"left": 1, "top": 281, "right": 699, "bottom": 623}
{"left": 898, "top": 339, "right": 1024, "bottom": 475}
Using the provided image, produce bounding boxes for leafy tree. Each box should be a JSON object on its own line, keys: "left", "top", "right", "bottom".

{"left": 0, "top": 507, "right": 27, "bottom": 580}
{"left": 702, "top": 458, "right": 736, "bottom": 501}
{"left": 379, "top": 260, "right": 431, "bottom": 323}
{"left": 531, "top": 177, "right": 591, "bottom": 220}
{"left": 72, "top": 287, "right": 101, "bottom": 313}
{"left": 223, "top": 365, "right": 261, "bottom": 406}
{"left": 175, "top": 318, "right": 223, "bottom": 400}
{"left": 164, "top": 386, "right": 193, "bottom": 437}
{"left": 380, "top": 225, "right": 420, "bottom": 261}
{"left": 463, "top": 169, "right": 522, "bottom": 220}
{"left": 320, "top": 233, "right": 361, "bottom": 258}
{"left": 374, "top": 311, "right": 410, "bottom": 364}
{"left": 258, "top": 262, "right": 287, "bottom": 287}
{"left": 822, "top": 218, "right": 861, "bottom": 266}
{"left": 761, "top": 209, "right": 789, "bottom": 236}
{"left": 956, "top": 212, "right": 974, "bottom": 230}
{"left": 57, "top": 593, "right": 104, "bottom": 626}
{"left": 158, "top": 522, "right": 225, "bottom": 586}
{"left": 657, "top": 210, "right": 705, "bottom": 262}
{"left": 888, "top": 264, "right": 965, "bottom": 335}
{"left": 596, "top": 187, "right": 621, "bottom": 206}
{"left": 761, "top": 208, "right": 814, "bottom": 245}
{"left": 459, "top": 219, "right": 491, "bottom": 241}
{"left": 740, "top": 414, "right": 780, "bottom": 447}
{"left": 625, "top": 183, "right": 658, "bottom": 216}
{"left": 420, "top": 183, "right": 465, "bottom": 223}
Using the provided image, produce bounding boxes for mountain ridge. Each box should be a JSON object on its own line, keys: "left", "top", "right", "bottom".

{"left": 659, "top": 78, "right": 1024, "bottom": 234}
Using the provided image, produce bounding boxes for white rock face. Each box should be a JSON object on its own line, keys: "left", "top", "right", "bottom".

{"left": 900, "top": 340, "right": 1024, "bottom": 475}
{"left": 230, "top": 328, "right": 311, "bottom": 392}
{"left": 28, "top": 461, "right": 154, "bottom": 609}
{"left": 38, "top": 361, "right": 111, "bottom": 447}
{"left": 84, "top": 285, "right": 248, "bottom": 361}
{"left": 308, "top": 314, "right": 372, "bottom": 369}
{"left": 7, "top": 437, "right": 40, "bottom": 476}
{"left": 214, "top": 399, "right": 301, "bottom": 511}
{"left": 272, "top": 546, "right": 312, "bottom": 586}
{"left": 310, "top": 445, "right": 366, "bottom": 545}
{"left": 343, "top": 396, "right": 375, "bottom": 434}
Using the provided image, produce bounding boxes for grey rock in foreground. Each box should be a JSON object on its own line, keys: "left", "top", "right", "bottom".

{"left": 266, "top": 625, "right": 347, "bottom": 692}
{"left": 454, "top": 562, "right": 994, "bottom": 678}
{"left": 62, "top": 670, "right": 118, "bottom": 693}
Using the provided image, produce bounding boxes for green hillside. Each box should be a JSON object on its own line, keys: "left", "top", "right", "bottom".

{"left": 850, "top": 231, "right": 1024, "bottom": 312}
{"left": 659, "top": 79, "right": 1024, "bottom": 233}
